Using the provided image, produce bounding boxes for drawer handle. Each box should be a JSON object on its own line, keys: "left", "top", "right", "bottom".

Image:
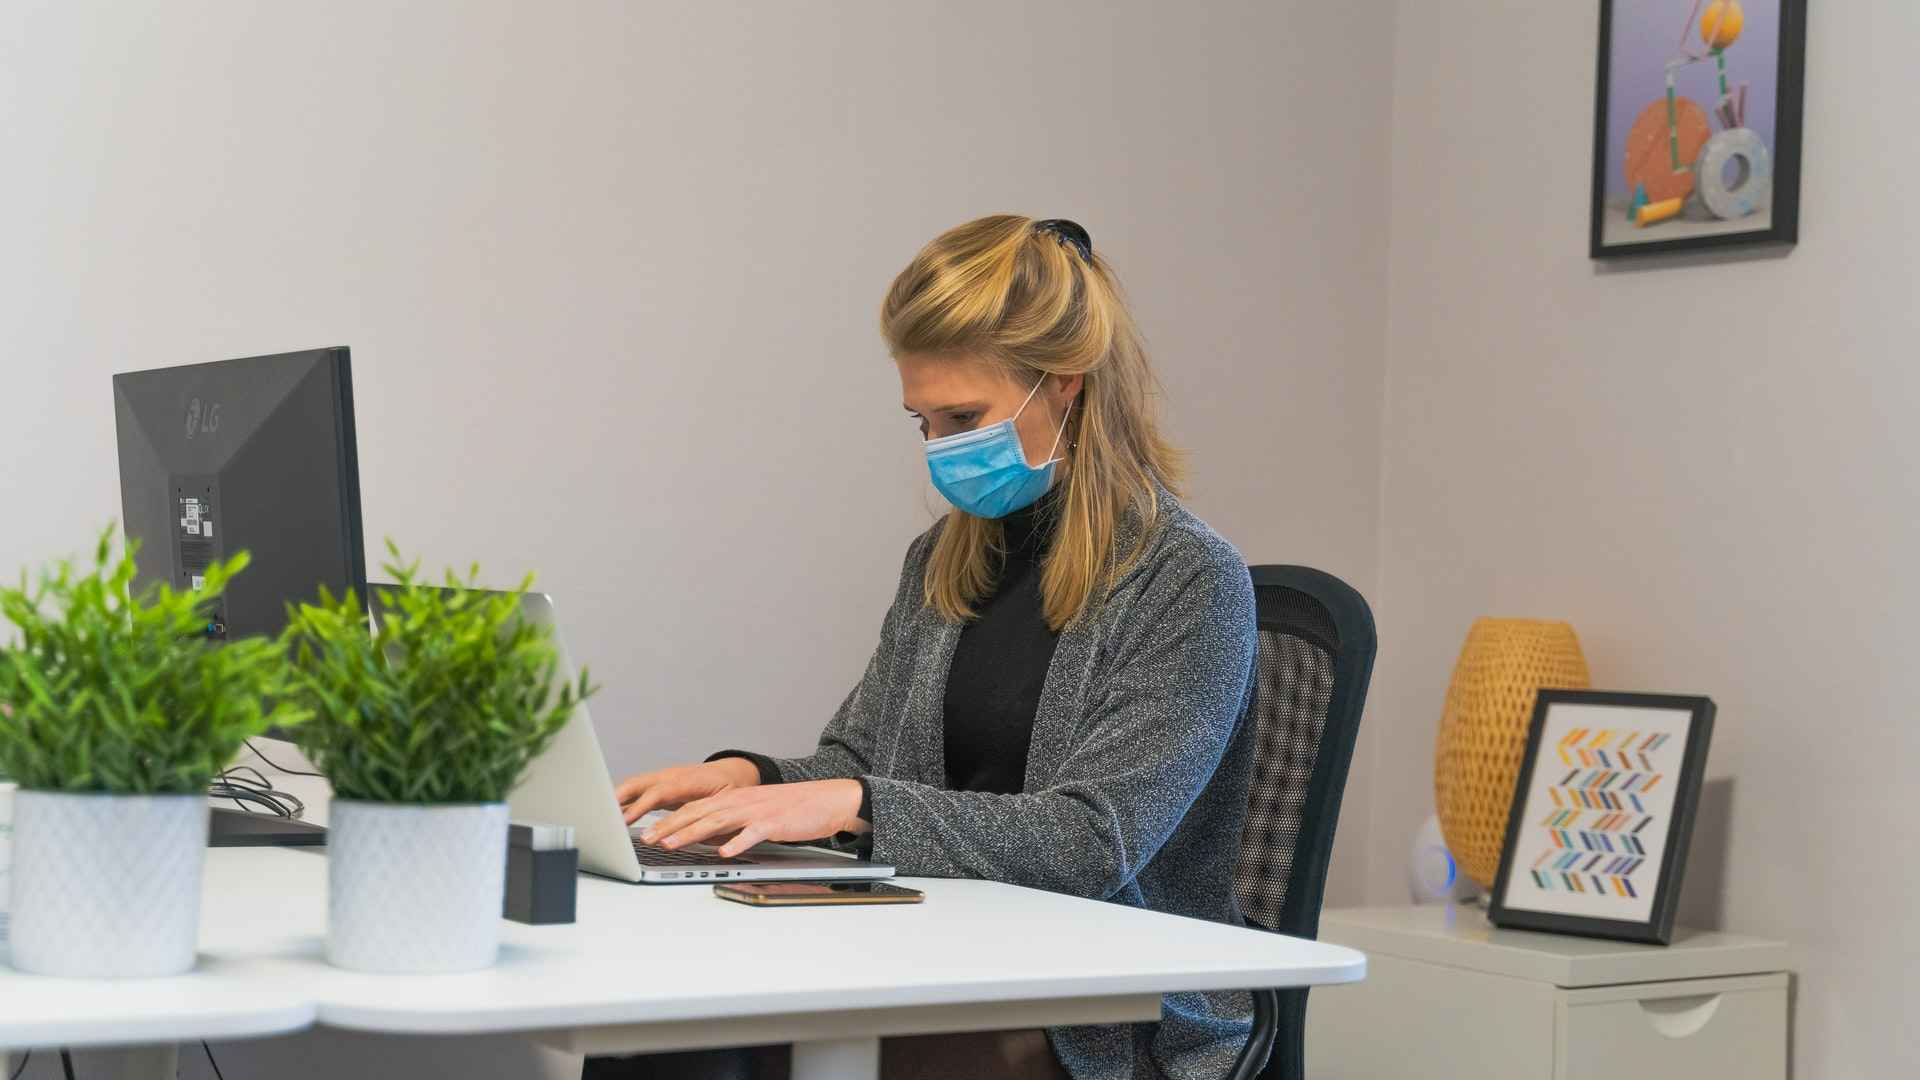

{"left": 1637, "top": 993, "right": 1722, "bottom": 1038}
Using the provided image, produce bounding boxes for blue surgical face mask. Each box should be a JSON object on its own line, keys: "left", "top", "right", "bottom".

{"left": 924, "top": 377, "right": 1072, "bottom": 519}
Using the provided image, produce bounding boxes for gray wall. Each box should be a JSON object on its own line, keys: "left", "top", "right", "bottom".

{"left": 1, "top": 0, "right": 1389, "bottom": 776}
{"left": 1360, "top": 2, "right": 1919, "bottom": 1076}
{"left": 2, "top": 3, "right": 1391, "bottom": 1076}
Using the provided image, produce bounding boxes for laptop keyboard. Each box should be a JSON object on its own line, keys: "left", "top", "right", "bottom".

{"left": 630, "top": 839, "right": 751, "bottom": 867}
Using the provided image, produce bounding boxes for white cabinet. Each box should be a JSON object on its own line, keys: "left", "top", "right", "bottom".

{"left": 1307, "top": 906, "right": 1790, "bottom": 1080}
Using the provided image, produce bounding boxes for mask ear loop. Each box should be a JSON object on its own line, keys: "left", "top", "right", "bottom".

{"left": 1011, "top": 376, "right": 1046, "bottom": 421}
{"left": 1015, "top": 375, "right": 1073, "bottom": 466}
{"left": 1040, "top": 397, "right": 1073, "bottom": 467}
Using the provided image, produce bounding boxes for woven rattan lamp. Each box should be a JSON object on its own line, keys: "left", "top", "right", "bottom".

{"left": 1435, "top": 618, "right": 1591, "bottom": 889}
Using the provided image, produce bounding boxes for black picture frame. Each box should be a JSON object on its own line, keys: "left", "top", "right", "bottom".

{"left": 1487, "top": 689, "right": 1715, "bottom": 945}
{"left": 1589, "top": 0, "right": 1808, "bottom": 259}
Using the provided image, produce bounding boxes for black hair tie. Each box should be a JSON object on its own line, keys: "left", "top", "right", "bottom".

{"left": 1034, "top": 218, "right": 1093, "bottom": 263}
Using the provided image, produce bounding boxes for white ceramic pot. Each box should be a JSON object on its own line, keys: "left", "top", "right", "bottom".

{"left": 7, "top": 790, "right": 209, "bottom": 976}
{"left": 326, "top": 799, "right": 508, "bottom": 973}
{"left": 0, "top": 782, "right": 14, "bottom": 941}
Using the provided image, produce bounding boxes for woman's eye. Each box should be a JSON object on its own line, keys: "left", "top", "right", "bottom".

{"left": 951, "top": 413, "right": 977, "bottom": 429}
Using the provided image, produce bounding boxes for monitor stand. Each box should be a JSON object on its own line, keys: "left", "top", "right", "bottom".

{"left": 208, "top": 806, "right": 326, "bottom": 847}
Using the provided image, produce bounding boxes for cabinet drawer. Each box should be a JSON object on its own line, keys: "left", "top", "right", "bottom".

{"left": 1557, "top": 974, "right": 1787, "bottom": 1080}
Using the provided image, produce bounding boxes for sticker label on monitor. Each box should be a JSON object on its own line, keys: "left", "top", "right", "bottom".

{"left": 175, "top": 494, "right": 215, "bottom": 577}
{"left": 170, "top": 477, "right": 224, "bottom": 635}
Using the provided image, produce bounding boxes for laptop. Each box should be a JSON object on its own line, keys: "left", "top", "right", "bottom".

{"left": 372, "top": 586, "right": 894, "bottom": 885}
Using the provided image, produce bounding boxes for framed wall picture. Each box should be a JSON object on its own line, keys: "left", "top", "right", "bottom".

{"left": 1487, "top": 690, "right": 1715, "bottom": 944}
{"left": 1589, "top": 0, "right": 1807, "bottom": 258}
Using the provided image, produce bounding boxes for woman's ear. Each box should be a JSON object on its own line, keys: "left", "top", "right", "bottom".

{"left": 1052, "top": 373, "right": 1085, "bottom": 411}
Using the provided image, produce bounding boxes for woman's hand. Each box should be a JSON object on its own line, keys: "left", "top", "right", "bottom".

{"left": 640, "top": 779, "right": 868, "bottom": 858}
{"left": 614, "top": 758, "right": 761, "bottom": 825}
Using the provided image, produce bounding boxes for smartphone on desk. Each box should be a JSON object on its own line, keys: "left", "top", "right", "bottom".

{"left": 714, "top": 881, "right": 924, "bottom": 907}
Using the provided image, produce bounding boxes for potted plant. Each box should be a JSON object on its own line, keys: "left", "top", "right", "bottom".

{"left": 0, "top": 531, "right": 297, "bottom": 976}
{"left": 286, "top": 547, "right": 590, "bottom": 973}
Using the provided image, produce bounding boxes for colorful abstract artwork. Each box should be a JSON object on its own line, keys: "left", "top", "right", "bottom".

{"left": 1488, "top": 691, "right": 1715, "bottom": 945}
{"left": 1590, "top": 0, "right": 1806, "bottom": 257}
{"left": 1523, "top": 728, "right": 1672, "bottom": 906}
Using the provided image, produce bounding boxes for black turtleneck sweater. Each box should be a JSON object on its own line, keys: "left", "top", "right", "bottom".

{"left": 711, "top": 492, "right": 1064, "bottom": 815}
{"left": 939, "top": 494, "right": 1062, "bottom": 794}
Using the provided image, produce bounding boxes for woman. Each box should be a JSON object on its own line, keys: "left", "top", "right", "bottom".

{"left": 603, "top": 215, "right": 1257, "bottom": 1080}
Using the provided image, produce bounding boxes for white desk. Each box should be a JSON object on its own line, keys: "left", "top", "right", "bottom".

{"left": 2, "top": 748, "right": 1367, "bottom": 1080}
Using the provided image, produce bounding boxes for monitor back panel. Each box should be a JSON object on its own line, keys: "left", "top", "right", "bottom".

{"left": 112, "top": 347, "right": 365, "bottom": 639}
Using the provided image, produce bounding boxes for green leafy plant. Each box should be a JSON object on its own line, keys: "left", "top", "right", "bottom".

{"left": 0, "top": 529, "right": 300, "bottom": 794}
{"left": 286, "top": 544, "right": 593, "bottom": 804}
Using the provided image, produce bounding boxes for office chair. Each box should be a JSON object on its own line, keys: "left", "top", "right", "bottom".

{"left": 1225, "top": 565, "right": 1377, "bottom": 1080}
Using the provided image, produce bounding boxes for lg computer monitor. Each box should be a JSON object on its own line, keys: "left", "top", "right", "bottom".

{"left": 112, "top": 346, "right": 366, "bottom": 641}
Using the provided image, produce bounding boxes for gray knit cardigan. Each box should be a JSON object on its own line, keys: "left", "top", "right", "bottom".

{"left": 767, "top": 486, "right": 1259, "bottom": 1080}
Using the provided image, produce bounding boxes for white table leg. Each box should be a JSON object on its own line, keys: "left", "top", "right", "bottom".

{"left": 791, "top": 1036, "right": 878, "bottom": 1080}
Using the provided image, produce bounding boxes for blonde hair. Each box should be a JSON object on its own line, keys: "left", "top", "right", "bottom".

{"left": 881, "top": 214, "right": 1186, "bottom": 630}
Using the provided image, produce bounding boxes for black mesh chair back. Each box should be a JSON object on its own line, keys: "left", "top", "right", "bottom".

{"left": 1226, "top": 565, "right": 1377, "bottom": 1080}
